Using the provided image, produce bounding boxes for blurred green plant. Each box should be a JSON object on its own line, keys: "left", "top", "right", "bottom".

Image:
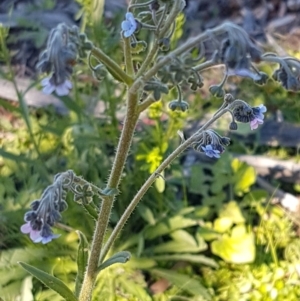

{"left": 1, "top": 0, "right": 300, "bottom": 301}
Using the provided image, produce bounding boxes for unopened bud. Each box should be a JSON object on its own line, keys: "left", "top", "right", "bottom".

{"left": 92, "top": 64, "right": 107, "bottom": 81}
{"left": 229, "top": 121, "right": 238, "bottom": 130}
{"left": 158, "top": 38, "right": 170, "bottom": 52}
{"left": 254, "top": 72, "right": 269, "bottom": 85}
{"left": 224, "top": 93, "right": 234, "bottom": 103}
{"left": 168, "top": 100, "right": 189, "bottom": 112}
{"left": 209, "top": 85, "right": 225, "bottom": 98}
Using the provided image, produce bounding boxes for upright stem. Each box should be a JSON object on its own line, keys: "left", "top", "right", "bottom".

{"left": 78, "top": 91, "right": 139, "bottom": 301}
{"left": 124, "top": 37, "right": 134, "bottom": 77}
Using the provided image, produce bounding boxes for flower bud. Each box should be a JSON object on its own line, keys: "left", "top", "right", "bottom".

{"left": 79, "top": 33, "right": 88, "bottom": 42}
{"left": 272, "top": 69, "right": 280, "bottom": 81}
{"left": 130, "top": 40, "right": 147, "bottom": 54}
{"left": 286, "top": 76, "right": 300, "bottom": 91}
{"left": 224, "top": 93, "right": 234, "bottom": 103}
{"left": 168, "top": 100, "right": 189, "bottom": 112}
{"left": 254, "top": 72, "right": 269, "bottom": 85}
{"left": 209, "top": 85, "right": 225, "bottom": 98}
{"left": 229, "top": 121, "right": 238, "bottom": 130}
{"left": 150, "top": 0, "right": 160, "bottom": 11}
{"left": 92, "top": 64, "right": 107, "bottom": 81}
{"left": 158, "top": 38, "right": 170, "bottom": 52}
{"left": 220, "top": 137, "right": 231, "bottom": 146}
{"left": 83, "top": 41, "right": 93, "bottom": 50}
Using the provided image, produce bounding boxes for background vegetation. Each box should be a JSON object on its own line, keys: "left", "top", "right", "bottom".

{"left": 1, "top": 1, "right": 300, "bottom": 300}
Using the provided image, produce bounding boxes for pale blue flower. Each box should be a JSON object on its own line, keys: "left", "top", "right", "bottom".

{"left": 41, "top": 77, "right": 72, "bottom": 96}
{"left": 20, "top": 222, "right": 60, "bottom": 244}
{"left": 121, "top": 12, "right": 137, "bottom": 38}
{"left": 201, "top": 144, "right": 221, "bottom": 158}
{"left": 250, "top": 104, "right": 267, "bottom": 130}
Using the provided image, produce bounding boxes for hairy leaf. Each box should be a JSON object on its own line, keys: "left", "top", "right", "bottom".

{"left": 19, "top": 262, "right": 77, "bottom": 301}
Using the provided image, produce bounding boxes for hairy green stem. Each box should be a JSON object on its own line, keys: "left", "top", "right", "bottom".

{"left": 136, "top": 42, "right": 159, "bottom": 78}
{"left": 124, "top": 37, "right": 134, "bottom": 77}
{"left": 138, "top": 94, "right": 155, "bottom": 113}
{"left": 91, "top": 47, "right": 133, "bottom": 85}
{"left": 79, "top": 92, "right": 139, "bottom": 301}
{"left": 100, "top": 106, "right": 230, "bottom": 261}
{"left": 158, "top": 0, "right": 182, "bottom": 39}
{"left": 193, "top": 60, "right": 217, "bottom": 72}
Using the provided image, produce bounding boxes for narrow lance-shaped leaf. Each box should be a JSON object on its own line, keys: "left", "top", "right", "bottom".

{"left": 18, "top": 262, "right": 78, "bottom": 301}
{"left": 75, "top": 231, "right": 89, "bottom": 297}
{"left": 82, "top": 203, "right": 98, "bottom": 220}
{"left": 97, "top": 251, "right": 131, "bottom": 273}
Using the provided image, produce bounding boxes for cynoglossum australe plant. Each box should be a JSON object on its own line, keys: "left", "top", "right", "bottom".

{"left": 18, "top": 1, "right": 300, "bottom": 300}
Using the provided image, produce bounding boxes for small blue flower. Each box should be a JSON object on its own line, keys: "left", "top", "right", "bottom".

{"left": 121, "top": 12, "right": 137, "bottom": 38}
{"left": 41, "top": 77, "right": 72, "bottom": 96}
{"left": 201, "top": 144, "right": 221, "bottom": 158}
{"left": 250, "top": 104, "right": 267, "bottom": 130}
{"left": 20, "top": 222, "right": 60, "bottom": 244}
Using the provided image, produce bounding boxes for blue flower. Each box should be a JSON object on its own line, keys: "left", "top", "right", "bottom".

{"left": 250, "top": 104, "right": 267, "bottom": 130}
{"left": 201, "top": 144, "right": 221, "bottom": 158}
{"left": 21, "top": 222, "right": 60, "bottom": 244}
{"left": 121, "top": 12, "right": 137, "bottom": 38}
{"left": 41, "top": 77, "right": 72, "bottom": 96}
{"left": 20, "top": 185, "right": 68, "bottom": 244}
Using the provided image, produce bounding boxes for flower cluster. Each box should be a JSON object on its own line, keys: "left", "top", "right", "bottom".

{"left": 192, "top": 130, "right": 230, "bottom": 159}
{"left": 219, "top": 24, "right": 263, "bottom": 82}
{"left": 20, "top": 185, "right": 67, "bottom": 244}
{"left": 37, "top": 24, "right": 80, "bottom": 96}
{"left": 20, "top": 173, "right": 71, "bottom": 244}
{"left": 20, "top": 171, "right": 96, "bottom": 244}
{"left": 233, "top": 103, "right": 267, "bottom": 130}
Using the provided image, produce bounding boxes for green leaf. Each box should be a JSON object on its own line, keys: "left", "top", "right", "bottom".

{"left": 211, "top": 227, "right": 255, "bottom": 264}
{"left": 231, "top": 159, "right": 256, "bottom": 195}
{"left": 213, "top": 217, "right": 233, "bottom": 233}
{"left": 155, "top": 172, "right": 165, "bottom": 193}
{"left": 153, "top": 254, "right": 218, "bottom": 268}
{"left": 20, "top": 276, "right": 34, "bottom": 301}
{"left": 127, "top": 257, "right": 157, "bottom": 269}
{"left": 117, "top": 277, "right": 152, "bottom": 301}
{"left": 82, "top": 203, "right": 98, "bottom": 220}
{"left": 219, "top": 201, "right": 245, "bottom": 224}
{"left": 144, "top": 215, "right": 197, "bottom": 240}
{"left": 197, "top": 227, "right": 220, "bottom": 241}
{"left": 151, "top": 268, "right": 211, "bottom": 299}
{"left": 153, "top": 230, "right": 207, "bottom": 253}
{"left": 75, "top": 231, "right": 89, "bottom": 297}
{"left": 189, "top": 165, "right": 209, "bottom": 195}
{"left": 97, "top": 251, "right": 131, "bottom": 272}
{"left": 138, "top": 204, "right": 156, "bottom": 225}
{"left": 18, "top": 262, "right": 77, "bottom": 301}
